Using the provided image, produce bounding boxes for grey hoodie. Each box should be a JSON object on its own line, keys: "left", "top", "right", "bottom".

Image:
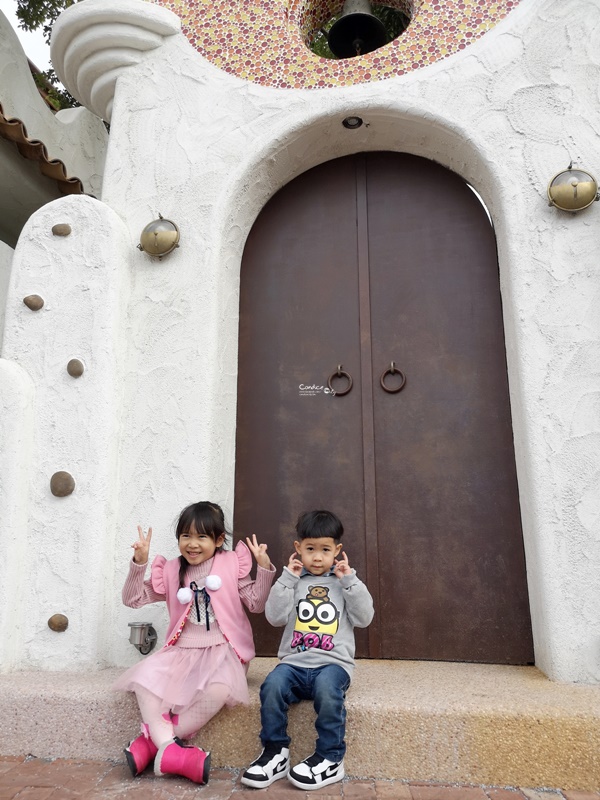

{"left": 265, "top": 566, "right": 374, "bottom": 679}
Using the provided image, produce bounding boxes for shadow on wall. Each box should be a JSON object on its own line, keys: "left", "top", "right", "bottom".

{"left": 0, "top": 240, "right": 13, "bottom": 351}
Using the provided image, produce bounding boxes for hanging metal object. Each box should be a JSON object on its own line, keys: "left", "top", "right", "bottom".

{"left": 328, "top": 0, "right": 388, "bottom": 59}
{"left": 327, "top": 364, "right": 353, "bottom": 396}
{"left": 380, "top": 361, "right": 406, "bottom": 393}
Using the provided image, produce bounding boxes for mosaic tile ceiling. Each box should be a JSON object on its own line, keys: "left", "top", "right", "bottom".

{"left": 152, "top": 0, "right": 521, "bottom": 89}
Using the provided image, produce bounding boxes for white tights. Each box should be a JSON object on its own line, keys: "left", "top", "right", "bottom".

{"left": 135, "top": 684, "right": 231, "bottom": 747}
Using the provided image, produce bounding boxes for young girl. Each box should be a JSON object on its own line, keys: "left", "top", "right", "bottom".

{"left": 113, "top": 501, "right": 275, "bottom": 785}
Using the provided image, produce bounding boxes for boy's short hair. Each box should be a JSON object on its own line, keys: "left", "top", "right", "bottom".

{"left": 295, "top": 510, "right": 344, "bottom": 541}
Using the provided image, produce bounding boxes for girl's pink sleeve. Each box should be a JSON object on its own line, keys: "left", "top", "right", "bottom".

{"left": 238, "top": 563, "right": 277, "bottom": 613}
{"left": 122, "top": 557, "right": 166, "bottom": 608}
{"left": 150, "top": 555, "right": 168, "bottom": 594}
{"left": 234, "top": 540, "right": 252, "bottom": 578}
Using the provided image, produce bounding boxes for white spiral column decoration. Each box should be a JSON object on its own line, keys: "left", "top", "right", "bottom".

{"left": 51, "top": 0, "right": 181, "bottom": 122}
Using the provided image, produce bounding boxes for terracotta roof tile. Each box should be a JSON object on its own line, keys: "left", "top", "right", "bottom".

{"left": 0, "top": 101, "right": 85, "bottom": 196}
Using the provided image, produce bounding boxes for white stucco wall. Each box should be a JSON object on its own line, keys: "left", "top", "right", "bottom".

{"left": 0, "top": 240, "right": 13, "bottom": 348}
{"left": 1, "top": 196, "right": 131, "bottom": 669}
{"left": 0, "top": 359, "right": 34, "bottom": 668}
{"left": 1, "top": 0, "right": 598, "bottom": 681}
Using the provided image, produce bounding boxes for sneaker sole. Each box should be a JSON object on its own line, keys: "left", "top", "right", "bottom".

{"left": 241, "top": 766, "right": 290, "bottom": 789}
{"left": 124, "top": 748, "right": 140, "bottom": 777}
{"left": 201, "top": 751, "right": 211, "bottom": 785}
{"left": 287, "top": 767, "right": 344, "bottom": 790}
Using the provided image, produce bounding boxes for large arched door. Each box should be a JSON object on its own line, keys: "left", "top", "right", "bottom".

{"left": 234, "top": 152, "right": 533, "bottom": 664}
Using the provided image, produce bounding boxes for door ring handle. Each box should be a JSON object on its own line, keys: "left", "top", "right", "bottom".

{"left": 327, "top": 365, "right": 353, "bottom": 396}
{"left": 380, "top": 362, "right": 406, "bottom": 393}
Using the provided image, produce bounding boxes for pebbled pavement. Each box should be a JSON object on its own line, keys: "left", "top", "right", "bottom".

{"left": 0, "top": 756, "right": 598, "bottom": 800}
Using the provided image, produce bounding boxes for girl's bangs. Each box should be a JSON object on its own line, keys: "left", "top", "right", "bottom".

{"left": 176, "top": 502, "right": 226, "bottom": 540}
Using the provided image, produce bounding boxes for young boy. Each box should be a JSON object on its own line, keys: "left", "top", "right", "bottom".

{"left": 242, "top": 510, "right": 374, "bottom": 791}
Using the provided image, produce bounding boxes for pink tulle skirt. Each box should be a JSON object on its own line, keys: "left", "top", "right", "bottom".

{"left": 112, "top": 643, "right": 249, "bottom": 711}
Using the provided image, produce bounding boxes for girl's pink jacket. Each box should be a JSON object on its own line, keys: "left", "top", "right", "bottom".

{"left": 151, "top": 541, "right": 259, "bottom": 664}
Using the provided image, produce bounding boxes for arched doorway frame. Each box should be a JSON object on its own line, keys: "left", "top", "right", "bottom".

{"left": 206, "top": 102, "right": 543, "bottom": 670}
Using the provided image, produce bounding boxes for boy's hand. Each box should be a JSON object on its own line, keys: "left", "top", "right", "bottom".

{"left": 132, "top": 525, "right": 152, "bottom": 564}
{"left": 287, "top": 552, "right": 304, "bottom": 576}
{"left": 333, "top": 551, "right": 352, "bottom": 578}
{"left": 246, "top": 534, "right": 271, "bottom": 569}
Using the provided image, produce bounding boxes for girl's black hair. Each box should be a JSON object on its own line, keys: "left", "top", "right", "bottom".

{"left": 295, "top": 509, "right": 344, "bottom": 541}
{"left": 176, "top": 501, "right": 227, "bottom": 588}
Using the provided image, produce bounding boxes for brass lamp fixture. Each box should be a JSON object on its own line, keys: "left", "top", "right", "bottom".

{"left": 138, "top": 214, "right": 180, "bottom": 259}
{"left": 547, "top": 165, "right": 599, "bottom": 212}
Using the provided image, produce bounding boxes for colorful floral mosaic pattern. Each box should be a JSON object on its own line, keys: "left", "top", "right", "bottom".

{"left": 152, "top": 0, "right": 521, "bottom": 89}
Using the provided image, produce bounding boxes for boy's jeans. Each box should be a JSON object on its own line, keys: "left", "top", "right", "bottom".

{"left": 259, "top": 663, "right": 351, "bottom": 762}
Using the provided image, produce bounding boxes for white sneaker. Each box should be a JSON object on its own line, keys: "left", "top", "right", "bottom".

{"left": 288, "top": 752, "right": 345, "bottom": 790}
{"left": 241, "top": 745, "right": 290, "bottom": 788}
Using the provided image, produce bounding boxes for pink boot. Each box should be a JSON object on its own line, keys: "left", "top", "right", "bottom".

{"left": 154, "top": 737, "right": 211, "bottom": 784}
{"left": 124, "top": 732, "right": 159, "bottom": 776}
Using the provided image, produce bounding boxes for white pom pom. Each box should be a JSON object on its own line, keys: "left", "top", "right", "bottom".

{"left": 177, "top": 587, "right": 193, "bottom": 604}
{"left": 205, "top": 575, "right": 222, "bottom": 591}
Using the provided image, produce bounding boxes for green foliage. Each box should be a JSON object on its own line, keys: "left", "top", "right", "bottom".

{"left": 310, "top": 15, "right": 338, "bottom": 59}
{"left": 32, "top": 67, "right": 77, "bottom": 110}
{"left": 16, "top": 0, "right": 76, "bottom": 44}
{"left": 373, "top": 5, "right": 410, "bottom": 40}
{"left": 309, "top": 3, "right": 410, "bottom": 59}
{"left": 14, "top": 0, "right": 80, "bottom": 108}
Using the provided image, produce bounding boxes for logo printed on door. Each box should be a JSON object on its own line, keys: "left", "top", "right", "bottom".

{"left": 298, "top": 383, "right": 335, "bottom": 397}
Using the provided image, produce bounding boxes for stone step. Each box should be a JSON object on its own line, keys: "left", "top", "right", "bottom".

{"left": 1, "top": 659, "right": 599, "bottom": 790}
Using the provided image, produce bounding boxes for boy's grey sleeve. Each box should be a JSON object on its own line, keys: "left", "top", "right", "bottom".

{"left": 265, "top": 567, "right": 299, "bottom": 626}
{"left": 339, "top": 571, "right": 375, "bottom": 628}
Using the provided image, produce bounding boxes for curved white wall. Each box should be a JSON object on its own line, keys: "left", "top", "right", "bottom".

{"left": 1, "top": 196, "right": 131, "bottom": 669}
{"left": 1, "top": 0, "right": 598, "bottom": 681}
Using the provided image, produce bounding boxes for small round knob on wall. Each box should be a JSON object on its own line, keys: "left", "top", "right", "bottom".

{"left": 50, "top": 471, "right": 75, "bottom": 497}
{"left": 23, "top": 295, "right": 44, "bottom": 311}
{"left": 48, "top": 614, "right": 69, "bottom": 632}
{"left": 52, "top": 224, "right": 72, "bottom": 237}
{"left": 67, "top": 359, "right": 85, "bottom": 377}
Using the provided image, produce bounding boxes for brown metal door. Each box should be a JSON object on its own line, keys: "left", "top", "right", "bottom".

{"left": 235, "top": 152, "right": 533, "bottom": 663}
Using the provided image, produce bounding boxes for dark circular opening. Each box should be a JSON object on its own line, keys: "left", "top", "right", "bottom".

{"left": 309, "top": 3, "right": 411, "bottom": 59}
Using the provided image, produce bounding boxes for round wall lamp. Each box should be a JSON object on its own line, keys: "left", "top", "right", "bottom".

{"left": 547, "top": 165, "right": 599, "bottom": 212}
{"left": 342, "top": 116, "right": 363, "bottom": 129}
{"left": 138, "top": 214, "right": 180, "bottom": 259}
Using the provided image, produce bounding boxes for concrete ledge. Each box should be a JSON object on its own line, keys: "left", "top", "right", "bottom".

{"left": 0, "top": 660, "right": 599, "bottom": 790}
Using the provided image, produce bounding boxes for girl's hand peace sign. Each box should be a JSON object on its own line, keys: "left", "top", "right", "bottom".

{"left": 132, "top": 525, "right": 152, "bottom": 565}
{"left": 246, "top": 534, "right": 271, "bottom": 570}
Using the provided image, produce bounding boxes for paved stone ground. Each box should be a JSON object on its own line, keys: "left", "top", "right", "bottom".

{"left": 0, "top": 757, "right": 598, "bottom": 800}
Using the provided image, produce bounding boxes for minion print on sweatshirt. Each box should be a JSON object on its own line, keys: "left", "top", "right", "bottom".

{"left": 291, "top": 585, "right": 340, "bottom": 652}
{"left": 265, "top": 568, "right": 373, "bottom": 676}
